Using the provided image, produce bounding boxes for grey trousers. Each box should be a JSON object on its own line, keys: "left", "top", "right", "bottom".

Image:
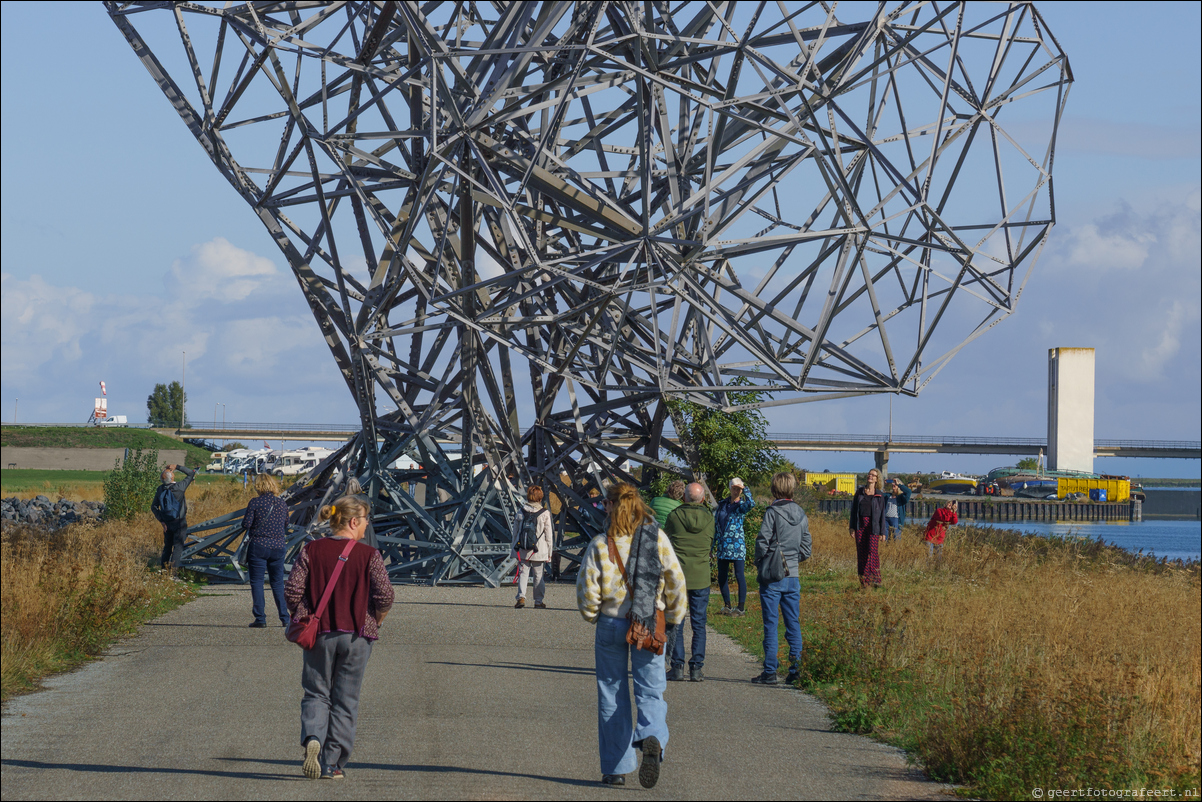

{"left": 301, "top": 632, "right": 373, "bottom": 770}
{"left": 516, "top": 560, "right": 546, "bottom": 602}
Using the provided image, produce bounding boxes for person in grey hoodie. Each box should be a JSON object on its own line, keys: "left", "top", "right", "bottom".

{"left": 750, "top": 472, "right": 811, "bottom": 685}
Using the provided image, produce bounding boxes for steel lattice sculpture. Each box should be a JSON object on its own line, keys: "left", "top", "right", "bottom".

{"left": 106, "top": 1, "right": 1071, "bottom": 584}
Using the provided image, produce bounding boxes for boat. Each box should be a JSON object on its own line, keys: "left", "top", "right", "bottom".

{"left": 929, "top": 471, "right": 979, "bottom": 495}
{"left": 1012, "top": 479, "right": 1058, "bottom": 499}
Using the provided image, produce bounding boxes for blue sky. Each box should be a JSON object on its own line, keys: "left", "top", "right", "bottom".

{"left": 2, "top": 2, "right": 1198, "bottom": 478}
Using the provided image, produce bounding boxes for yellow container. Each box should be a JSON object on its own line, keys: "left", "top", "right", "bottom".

{"left": 1056, "top": 477, "right": 1130, "bottom": 502}
{"left": 802, "top": 472, "right": 858, "bottom": 494}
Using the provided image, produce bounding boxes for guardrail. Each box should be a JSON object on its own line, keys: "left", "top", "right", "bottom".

{"left": 4, "top": 422, "right": 1197, "bottom": 452}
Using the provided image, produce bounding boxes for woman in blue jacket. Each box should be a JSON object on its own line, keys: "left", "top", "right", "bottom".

{"left": 713, "top": 477, "right": 754, "bottom": 616}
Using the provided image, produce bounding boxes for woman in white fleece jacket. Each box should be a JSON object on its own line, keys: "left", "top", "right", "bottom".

{"left": 512, "top": 485, "right": 555, "bottom": 609}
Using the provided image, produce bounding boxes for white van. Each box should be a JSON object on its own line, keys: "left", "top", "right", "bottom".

{"left": 97, "top": 415, "right": 128, "bottom": 427}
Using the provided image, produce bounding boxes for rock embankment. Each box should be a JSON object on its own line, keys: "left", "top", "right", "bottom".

{"left": 1, "top": 496, "right": 105, "bottom": 529}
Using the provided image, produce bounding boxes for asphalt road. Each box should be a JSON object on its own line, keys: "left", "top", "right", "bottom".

{"left": 1, "top": 583, "right": 948, "bottom": 800}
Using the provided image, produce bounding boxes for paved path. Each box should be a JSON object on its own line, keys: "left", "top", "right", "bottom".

{"left": 2, "top": 584, "right": 947, "bottom": 800}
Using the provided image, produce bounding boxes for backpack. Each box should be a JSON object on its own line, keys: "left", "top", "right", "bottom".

{"left": 516, "top": 509, "right": 548, "bottom": 552}
{"left": 152, "top": 484, "right": 184, "bottom": 524}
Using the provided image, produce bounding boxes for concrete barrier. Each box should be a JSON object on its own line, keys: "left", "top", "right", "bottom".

{"left": 1, "top": 448, "right": 188, "bottom": 472}
{"left": 1142, "top": 489, "right": 1201, "bottom": 520}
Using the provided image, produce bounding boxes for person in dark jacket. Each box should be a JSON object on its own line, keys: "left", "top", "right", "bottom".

{"left": 751, "top": 472, "right": 810, "bottom": 685}
{"left": 849, "top": 469, "right": 887, "bottom": 588}
{"left": 154, "top": 463, "right": 196, "bottom": 570}
{"left": 650, "top": 480, "right": 685, "bottom": 529}
{"left": 663, "top": 482, "right": 715, "bottom": 682}
{"left": 242, "top": 473, "right": 291, "bottom": 629}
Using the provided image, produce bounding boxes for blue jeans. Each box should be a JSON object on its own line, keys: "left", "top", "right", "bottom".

{"left": 885, "top": 516, "right": 900, "bottom": 540}
{"left": 760, "top": 576, "right": 803, "bottom": 674}
{"left": 717, "top": 559, "right": 746, "bottom": 609}
{"left": 671, "top": 588, "right": 709, "bottom": 670}
{"left": 248, "top": 540, "right": 289, "bottom": 626}
{"left": 594, "top": 615, "right": 669, "bottom": 775}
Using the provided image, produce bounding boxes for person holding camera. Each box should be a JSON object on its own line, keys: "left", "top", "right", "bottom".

{"left": 152, "top": 463, "right": 196, "bottom": 571}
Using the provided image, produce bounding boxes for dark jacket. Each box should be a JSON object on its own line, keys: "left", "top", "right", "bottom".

{"left": 849, "top": 487, "right": 887, "bottom": 536}
{"left": 755, "top": 499, "right": 811, "bottom": 579}
{"left": 664, "top": 502, "right": 715, "bottom": 590}
{"left": 158, "top": 465, "right": 196, "bottom": 527}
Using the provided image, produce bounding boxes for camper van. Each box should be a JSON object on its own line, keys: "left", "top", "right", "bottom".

{"left": 272, "top": 447, "right": 331, "bottom": 476}
{"left": 206, "top": 452, "right": 228, "bottom": 473}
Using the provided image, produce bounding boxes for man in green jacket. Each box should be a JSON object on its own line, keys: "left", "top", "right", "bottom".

{"left": 663, "top": 482, "right": 715, "bottom": 682}
{"left": 650, "top": 480, "right": 685, "bottom": 528}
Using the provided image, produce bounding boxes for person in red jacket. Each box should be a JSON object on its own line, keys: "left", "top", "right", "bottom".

{"left": 924, "top": 500, "right": 958, "bottom": 561}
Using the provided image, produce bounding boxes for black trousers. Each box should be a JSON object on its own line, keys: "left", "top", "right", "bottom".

{"left": 160, "top": 521, "right": 188, "bottom": 568}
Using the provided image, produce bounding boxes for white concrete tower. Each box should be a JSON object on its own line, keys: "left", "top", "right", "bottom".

{"left": 1047, "top": 348, "right": 1095, "bottom": 473}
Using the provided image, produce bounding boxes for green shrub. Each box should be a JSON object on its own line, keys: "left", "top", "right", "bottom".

{"left": 102, "top": 448, "right": 161, "bottom": 521}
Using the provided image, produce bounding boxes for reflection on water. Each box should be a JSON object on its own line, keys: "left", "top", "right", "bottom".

{"left": 963, "top": 519, "right": 1201, "bottom": 562}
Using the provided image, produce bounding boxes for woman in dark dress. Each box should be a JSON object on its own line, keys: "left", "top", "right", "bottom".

{"left": 849, "top": 469, "right": 887, "bottom": 588}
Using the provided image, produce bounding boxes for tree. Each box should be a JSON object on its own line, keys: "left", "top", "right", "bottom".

{"left": 666, "top": 378, "right": 780, "bottom": 496}
{"left": 102, "top": 448, "right": 161, "bottom": 521}
{"left": 1016, "top": 457, "right": 1040, "bottom": 471}
{"left": 147, "top": 381, "right": 187, "bottom": 428}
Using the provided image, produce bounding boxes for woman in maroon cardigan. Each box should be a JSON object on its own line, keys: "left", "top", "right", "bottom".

{"left": 285, "top": 495, "right": 394, "bottom": 780}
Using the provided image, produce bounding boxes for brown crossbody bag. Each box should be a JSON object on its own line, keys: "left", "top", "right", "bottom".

{"left": 607, "top": 536, "right": 667, "bottom": 655}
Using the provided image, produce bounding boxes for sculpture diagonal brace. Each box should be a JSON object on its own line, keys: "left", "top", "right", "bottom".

{"left": 105, "top": 1, "right": 1071, "bottom": 584}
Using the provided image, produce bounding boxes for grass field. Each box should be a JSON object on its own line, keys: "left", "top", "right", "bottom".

{"left": 1, "top": 469, "right": 235, "bottom": 498}
{"left": 1, "top": 425, "right": 212, "bottom": 468}
{"left": 707, "top": 513, "right": 1201, "bottom": 798}
{"left": 1, "top": 481, "right": 256, "bottom": 700}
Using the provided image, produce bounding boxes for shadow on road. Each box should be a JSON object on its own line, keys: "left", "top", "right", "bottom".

{"left": 1, "top": 759, "right": 294, "bottom": 782}
{"left": 215, "top": 757, "right": 599, "bottom": 787}
{"left": 426, "top": 660, "right": 594, "bottom": 676}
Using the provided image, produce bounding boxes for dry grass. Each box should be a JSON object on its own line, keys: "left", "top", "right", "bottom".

{"left": 712, "top": 513, "right": 1201, "bottom": 796}
{"left": 1, "top": 481, "right": 255, "bottom": 699}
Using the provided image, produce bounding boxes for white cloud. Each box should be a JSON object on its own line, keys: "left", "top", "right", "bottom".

{"left": 1, "top": 238, "right": 343, "bottom": 423}
{"left": 1064, "top": 222, "right": 1152, "bottom": 270}
{"left": 1139, "top": 299, "right": 1200, "bottom": 379}
{"left": 167, "top": 236, "right": 284, "bottom": 302}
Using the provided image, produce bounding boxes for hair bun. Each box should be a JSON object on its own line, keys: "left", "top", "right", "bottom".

{"left": 318, "top": 504, "right": 336, "bottom": 522}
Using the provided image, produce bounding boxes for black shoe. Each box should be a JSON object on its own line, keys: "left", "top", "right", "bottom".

{"left": 785, "top": 671, "right": 801, "bottom": 685}
{"left": 666, "top": 664, "right": 685, "bottom": 682}
{"left": 689, "top": 666, "right": 704, "bottom": 682}
{"left": 751, "top": 671, "right": 779, "bottom": 685}
{"left": 248, "top": 621, "right": 267, "bottom": 628}
{"left": 638, "top": 735, "right": 662, "bottom": 789}
{"left": 601, "top": 774, "right": 625, "bottom": 786}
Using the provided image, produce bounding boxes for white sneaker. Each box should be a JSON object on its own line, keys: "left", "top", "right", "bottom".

{"left": 302, "top": 738, "right": 322, "bottom": 780}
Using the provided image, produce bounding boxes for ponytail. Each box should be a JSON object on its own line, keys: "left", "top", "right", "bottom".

{"left": 318, "top": 495, "right": 370, "bottom": 534}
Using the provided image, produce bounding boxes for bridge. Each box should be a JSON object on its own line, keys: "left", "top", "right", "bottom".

{"left": 6, "top": 423, "right": 1198, "bottom": 462}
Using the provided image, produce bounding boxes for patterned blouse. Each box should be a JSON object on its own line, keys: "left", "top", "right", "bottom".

{"left": 713, "top": 490, "right": 754, "bottom": 561}
{"left": 241, "top": 493, "right": 290, "bottom": 549}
